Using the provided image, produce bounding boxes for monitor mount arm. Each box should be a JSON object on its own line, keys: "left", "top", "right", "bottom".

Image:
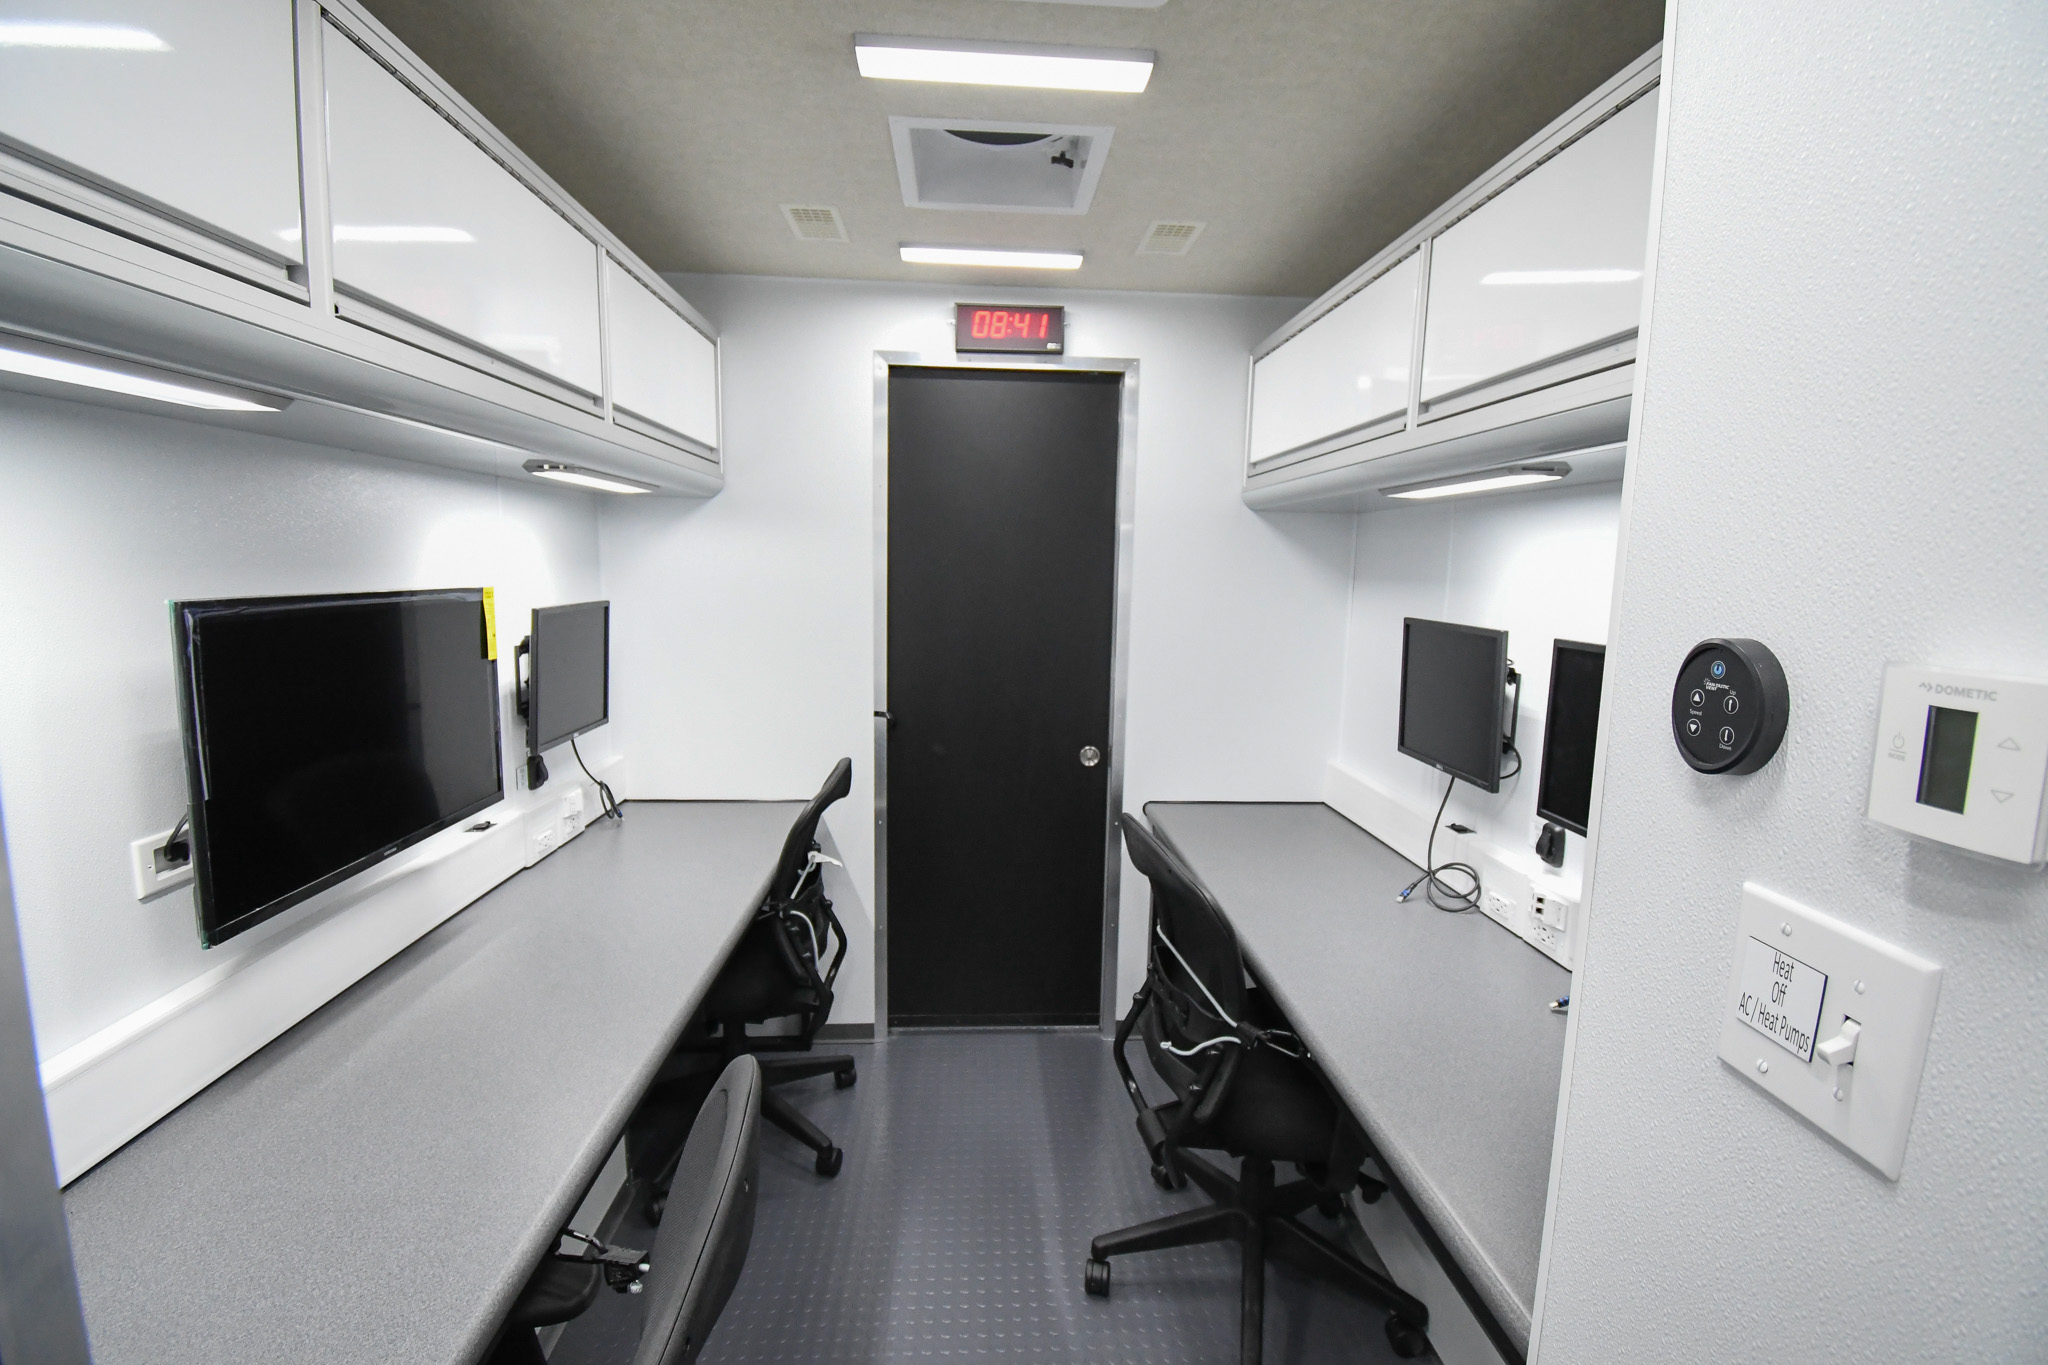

{"left": 1502, "top": 663, "right": 1521, "bottom": 750}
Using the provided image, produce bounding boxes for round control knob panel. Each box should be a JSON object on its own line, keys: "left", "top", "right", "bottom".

{"left": 1671, "top": 638, "right": 1788, "bottom": 774}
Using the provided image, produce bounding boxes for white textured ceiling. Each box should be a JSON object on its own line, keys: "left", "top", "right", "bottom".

{"left": 358, "top": 0, "right": 1663, "bottom": 297}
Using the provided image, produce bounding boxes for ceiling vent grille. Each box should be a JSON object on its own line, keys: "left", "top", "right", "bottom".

{"left": 780, "top": 205, "right": 848, "bottom": 242}
{"left": 1138, "top": 220, "right": 1205, "bottom": 255}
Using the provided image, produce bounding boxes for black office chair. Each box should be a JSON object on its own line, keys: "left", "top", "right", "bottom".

{"left": 486, "top": 1053, "right": 762, "bottom": 1365}
{"left": 1086, "top": 813, "right": 1432, "bottom": 1363}
{"left": 631, "top": 759, "right": 858, "bottom": 1201}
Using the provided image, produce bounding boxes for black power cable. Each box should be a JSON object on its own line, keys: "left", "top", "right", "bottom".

{"left": 1399, "top": 775, "right": 1482, "bottom": 913}
{"left": 569, "top": 734, "right": 623, "bottom": 822}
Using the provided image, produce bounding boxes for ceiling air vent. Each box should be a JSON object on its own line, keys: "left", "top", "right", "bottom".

{"left": 890, "top": 117, "right": 1114, "bottom": 215}
{"left": 781, "top": 205, "right": 848, "bottom": 242}
{"left": 1138, "top": 220, "right": 1205, "bottom": 255}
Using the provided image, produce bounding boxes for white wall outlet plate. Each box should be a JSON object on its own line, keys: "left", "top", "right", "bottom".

{"left": 1717, "top": 882, "right": 1941, "bottom": 1180}
{"left": 129, "top": 828, "right": 194, "bottom": 901}
{"left": 1482, "top": 890, "right": 1521, "bottom": 933}
{"left": 1866, "top": 663, "right": 2048, "bottom": 864}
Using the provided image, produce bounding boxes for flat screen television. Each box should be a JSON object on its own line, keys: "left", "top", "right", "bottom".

{"left": 1536, "top": 639, "right": 1607, "bottom": 837}
{"left": 173, "top": 589, "right": 503, "bottom": 946}
{"left": 519, "top": 600, "right": 609, "bottom": 787}
{"left": 1398, "top": 617, "right": 1512, "bottom": 793}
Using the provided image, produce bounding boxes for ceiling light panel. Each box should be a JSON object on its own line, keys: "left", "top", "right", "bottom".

{"left": 854, "top": 35, "right": 1154, "bottom": 93}
{"left": 890, "top": 118, "right": 1114, "bottom": 215}
{"left": 900, "top": 246, "right": 1084, "bottom": 271}
{"left": 0, "top": 21, "right": 167, "bottom": 50}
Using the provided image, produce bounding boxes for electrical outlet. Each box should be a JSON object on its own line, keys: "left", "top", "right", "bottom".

{"left": 1482, "top": 890, "right": 1521, "bottom": 932}
{"left": 129, "top": 828, "right": 194, "bottom": 901}
{"left": 1530, "top": 888, "right": 1575, "bottom": 953}
{"left": 564, "top": 788, "right": 585, "bottom": 819}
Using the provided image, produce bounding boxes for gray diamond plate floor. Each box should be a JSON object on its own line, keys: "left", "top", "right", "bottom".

{"left": 549, "top": 1029, "right": 1425, "bottom": 1365}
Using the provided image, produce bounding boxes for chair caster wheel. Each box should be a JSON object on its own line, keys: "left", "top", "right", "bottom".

{"left": 815, "top": 1146, "right": 844, "bottom": 1177}
{"left": 1385, "top": 1316, "right": 1431, "bottom": 1359}
{"left": 1317, "top": 1194, "right": 1344, "bottom": 1220}
{"left": 835, "top": 1067, "right": 857, "bottom": 1089}
{"left": 1084, "top": 1258, "right": 1112, "bottom": 1297}
{"left": 1150, "top": 1162, "right": 1185, "bottom": 1191}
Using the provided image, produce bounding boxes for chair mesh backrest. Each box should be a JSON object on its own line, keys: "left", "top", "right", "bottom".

{"left": 631, "top": 1055, "right": 762, "bottom": 1365}
{"left": 767, "top": 758, "right": 853, "bottom": 903}
{"left": 1119, "top": 814, "right": 1248, "bottom": 1041}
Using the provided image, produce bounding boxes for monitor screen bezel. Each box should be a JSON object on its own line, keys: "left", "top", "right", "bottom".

{"left": 173, "top": 587, "right": 505, "bottom": 947}
{"left": 1397, "top": 616, "right": 1511, "bottom": 794}
{"left": 1535, "top": 638, "right": 1608, "bottom": 837}
{"left": 526, "top": 600, "right": 611, "bottom": 757}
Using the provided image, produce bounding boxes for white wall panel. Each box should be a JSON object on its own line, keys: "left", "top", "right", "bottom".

{"left": 1249, "top": 252, "right": 1418, "bottom": 462}
{"left": 0, "top": 0, "right": 302, "bottom": 259}
{"left": 605, "top": 258, "right": 717, "bottom": 448}
{"left": 323, "top": 24, "right": 602, "bottom": 394}
{"left": 1421, "top": 89, "right": 1658, "bottom": 403}
{"left": 1535, "top": 5, "right": 2048, "bottom": 1359}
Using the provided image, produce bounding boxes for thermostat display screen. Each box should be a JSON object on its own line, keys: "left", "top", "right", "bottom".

{"left": 1916, "top": 705, "right": 1978, "bottom": 813}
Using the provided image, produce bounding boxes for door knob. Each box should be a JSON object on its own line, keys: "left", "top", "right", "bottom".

{"left": 1079, "top": 745, "right": 1102, "bottom": 768}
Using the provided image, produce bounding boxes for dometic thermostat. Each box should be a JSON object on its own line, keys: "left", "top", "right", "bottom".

{"left": 1866, "top": 664, "right": 2048, "bottom": 865}
{"left": 1672, "top": 638, "right": 1789, "bottom": 775}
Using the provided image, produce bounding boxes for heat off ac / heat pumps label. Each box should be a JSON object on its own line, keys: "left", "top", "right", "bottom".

{"left": 1733, "top": 936, "right": 1827, "bottom": 1062}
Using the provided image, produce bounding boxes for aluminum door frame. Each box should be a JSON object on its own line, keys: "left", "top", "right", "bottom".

{"left": 873, "top": 352, "right": 1139, "bottom": 1038}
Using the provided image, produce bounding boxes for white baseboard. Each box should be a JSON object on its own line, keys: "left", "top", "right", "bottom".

{"left": 1321, "top": 760, "right": 1581, "bottom": 971}
{"left": 41, "top": 761, "right": 618, "bottom": 1186}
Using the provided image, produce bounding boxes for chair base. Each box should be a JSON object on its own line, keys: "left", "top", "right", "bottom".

{"left": 1086, "top": 1152, "right": 1432, "bottom": 1364}
{"left": 760, "top": 1054, "right": 856, "bottom": 1177}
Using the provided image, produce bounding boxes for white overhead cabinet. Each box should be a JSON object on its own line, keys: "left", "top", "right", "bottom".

{"left": 605, "top": 257, "right": 718, "bottom": 450}
{"left": 322, "top": 22, "right": 604, "bottom": 400}
{"left": 1419, "top": 89, "right": 1659, "bottom": 418}
{"left": 1243, "top": 49, "right": 1659, "bottom": 510}
{"left": 0, "top": 0, "right": 304, "bottom": 284}
{"left": 1248, "top": 252, "right": 1418, "bottom": 464}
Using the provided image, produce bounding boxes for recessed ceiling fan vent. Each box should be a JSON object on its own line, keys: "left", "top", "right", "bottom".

{"left": 1138, "top": 220, "right": 1205, "bottom": 255}
{"left": 780, "top": 205, "right": 848, "bottom": 242}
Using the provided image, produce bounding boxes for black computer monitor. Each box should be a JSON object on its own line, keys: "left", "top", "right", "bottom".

{"left": 173, "top": 589, "right": 504, "bottom": 946}
{"left": 1398, "top": 617, "right": 1512, "bottom": 793}
{"left": 522, "top": 601, "right": 609, "bottom": 786}
{"left": 1536, "top": 639, "right": 1607, "bottom": 837}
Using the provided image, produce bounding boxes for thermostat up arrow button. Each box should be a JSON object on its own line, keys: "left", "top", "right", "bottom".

{"left": 1998, "top": 737, "right": 2021, "bottom": 751}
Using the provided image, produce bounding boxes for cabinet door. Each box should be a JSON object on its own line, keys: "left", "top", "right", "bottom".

{"left": 323, "top": 24, "right": 602, "bottom": 396}
{"left": 1250, "top": 251, "right": 1418, "bottom": 462}
{"left": 0, "top": 0, "right": 302, "bottom": 261}
{"left": 605, "top": 258, "right": 717, "bottom": 448}
{"left": 1420, "top": 89, "right": 1659, "bottom": 407}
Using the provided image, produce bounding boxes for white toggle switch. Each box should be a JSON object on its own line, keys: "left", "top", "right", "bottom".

{"left": 1816, "top": 1018, "right": 1861, "bottom": 1069}
{"left": 1718, "top": 884, "right": 1941, "bottom": 1180}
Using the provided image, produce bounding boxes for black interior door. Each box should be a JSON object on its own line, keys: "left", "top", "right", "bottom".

{"left": 886, "top": 365, "right": 1121, "bottom": 1027}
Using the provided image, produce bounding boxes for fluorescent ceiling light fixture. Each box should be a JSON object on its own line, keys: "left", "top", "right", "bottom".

{"left": 0, "top": 333, "right": 287, "bottom": 412}
{"left": 0, "top": 21, "right": 167, "bottom": 50}
{"left": 1382, "top": 463, "right": 1570, "bottom": 501}
{"left": 522, "top": 459, "right": 655, "bottom": 494}
{"left": 276, "top": 225, "right": 475, "bottom": 244}
{"left": 855, "top": 35, "right": 1153, "bottom": 92}
{"left": 900, "top": 245, "right": 1083, "bottom": 270}
{"left": 1482, "top": 268, "right": 1641, "bottom": 285}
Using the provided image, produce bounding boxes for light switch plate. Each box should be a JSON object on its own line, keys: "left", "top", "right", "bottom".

{"left": 1718, "top": 883, "right": 1941, "bottom": 1179}
{"left": 1866, "top": 663, "right": 2048, "bottom": 864}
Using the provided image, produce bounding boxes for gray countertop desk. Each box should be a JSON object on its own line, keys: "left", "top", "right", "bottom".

{"left": 1145, "top": 802, "right": 1569, "bottom": 1359}
{"left": 64, "top": 800, "right": 801, "bottom": 1365}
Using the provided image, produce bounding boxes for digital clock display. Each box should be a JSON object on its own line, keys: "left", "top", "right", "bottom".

{"left": 955, "top": 304, "right": 1064, "bottom": 354}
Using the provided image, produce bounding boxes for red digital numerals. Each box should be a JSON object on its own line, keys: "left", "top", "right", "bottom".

{"left": 969, "top": 309, "right": 1050, "bottom": 341}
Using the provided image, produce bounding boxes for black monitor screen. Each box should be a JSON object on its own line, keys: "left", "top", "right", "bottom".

{"left": 1536, "top": 640, "right": 1607, "bottom": 836}
{"left": 1398, "top": 618, "right": 1510, "bottom": 793}
{"left": 174, "top": 589, "right": 503, "bottom": 946}
{"left": 528, "top": 601, "right": 609, "bottom": 753}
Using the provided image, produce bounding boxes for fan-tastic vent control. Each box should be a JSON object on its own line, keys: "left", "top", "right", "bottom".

{"left": 1672, "top": 638, "right": 1788, "bottom": 775}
